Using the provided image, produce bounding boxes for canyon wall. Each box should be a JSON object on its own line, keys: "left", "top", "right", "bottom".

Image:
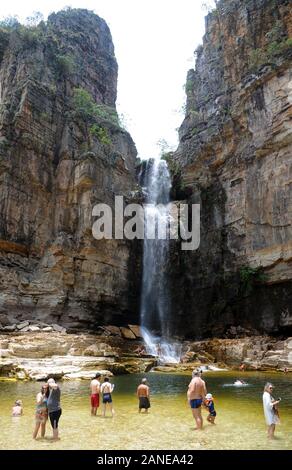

{"left": 0, "top": 9, "right": 140, "bottom": 330}
{"left": 170, "top": 0, "right": 292, "bottom": 338}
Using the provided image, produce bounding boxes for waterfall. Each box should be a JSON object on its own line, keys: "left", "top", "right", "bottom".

{"left": 140, "top": 158, "right": 182, "bottom": 364}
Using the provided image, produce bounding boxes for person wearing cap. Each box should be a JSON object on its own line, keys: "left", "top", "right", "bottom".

{"left": 12, "top": 399, "right": 23, "bottom": 417}
{"left": 187, "top": 369, "right": 207, "bottom": 430}
{"left": 204, "top": 393, "right": 216, "bottom": 424}
{"left": 137, "top": 378, "right": 151, "bottom": 413}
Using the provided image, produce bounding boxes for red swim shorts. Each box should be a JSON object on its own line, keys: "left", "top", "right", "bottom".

{"left": 91, "top": 393, "right": 100, "bottom": 408}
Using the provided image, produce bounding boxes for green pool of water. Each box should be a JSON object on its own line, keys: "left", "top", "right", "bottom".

{"left": 0, "top": 371, "right": 291, "bottom": 450}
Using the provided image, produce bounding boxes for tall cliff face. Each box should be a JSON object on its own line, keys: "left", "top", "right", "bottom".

{"left": 171, "top": 0, "right": 292, "bottom": 338}
{"left": 0, "top": 9, "right": 140, "bottom": 330}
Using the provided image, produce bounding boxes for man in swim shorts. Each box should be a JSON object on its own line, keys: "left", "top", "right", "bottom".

{"left": 137, "top": 378, "right": 151, "bottom": 413}
{"left": 90, "top": 373, "right": 101, "bottom": 416}
{"left": 187, "top": 369, "right": 207, "bottom": 430}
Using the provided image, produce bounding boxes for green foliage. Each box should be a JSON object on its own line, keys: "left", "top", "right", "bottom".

{"left": 17, "top": 26, "right": 42, "bottom": 49}
{"left": 185, "top": 79, "right": 193, "bottom": 94}
{"left": 135, "top": 157, "right": 142, "bottom": 168}
{"left": 266, "top": 37, "right": 292, "bottom": 60}
{"left": 89, "top": 124, "right": 111, "bottom": 146}
{"left": 94, "top": 104, "right": 120, "bottom": 126}
{"left": 161, "top": 151, "right": 188, "bottom": 197}
{"left": 249, "top": 48, "right": 267, "bottom": 70}
{"left": 72, "top": 87, "right": 120, "bottom": 127}
{"left": 40, "top": 112, "right": 49, "bottom": 121}
{"left": 56, "top": 54, "right": 75, "bottom": 76}
{"left": 0, "top": 15, "right": 42, "bottom": 48}
{"left": 161, "top": 152, "right": 181, "bottom": 178}
{"left": 49, "top": 84, "right": 57, "bottom": 94}
{"left": 190, "top": 127, "right": 199, "bottom": 136}
{"left": 267, "top": 41, "right": 283, "bottom": 57}
{"left": 200, "top": 1, "right": 217, "bottom": 14}
{"left": 239, "top": 266, "right": 267, "bottom": 295}
{"left": 73, "top": 88, "right": 94, "bottom": 119}
{"left": 189, "top": 109, "right": 200, "bottom": 118}
{"left": 0, "top": 16, "right": 20, "bottom": 30}
{"left": 249, "top": 22, "right": 292, "bottom": 72}
{"left": 24, "top": 11, "right": 44, "bottom": 28}
{"left": 265, "top": 20, "right": 284, "bottom": 43}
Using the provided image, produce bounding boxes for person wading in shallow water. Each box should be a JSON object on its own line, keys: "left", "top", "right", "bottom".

{"left": 187, "top": 369, "right": 207, "bottom": 430}
{"left": 33, "top": 383, "right": 49, "bottom": 439}
{"left": 100, "top": 377, "right": 115, "bottom": 417}
{"left": 12, "top": 400, "right": 23, "bottom": 417}
{"left": 263, "top": 382, "right": 281, "bottom": 439}
{"left": 90, "top": 373, "right": 101, "bottom": 416}
{"left": 137, "top": 378, "right": 151, "bottom": 413}
{"left": 47, "top": 378, "right": 62, "bottom": 440}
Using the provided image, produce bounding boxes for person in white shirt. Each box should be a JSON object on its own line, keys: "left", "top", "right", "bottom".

{"left": 263, "top": 382, "right": 280, "bottom": 439}
{"left": 100, "top": 377, "right": 115, "bottom": 417}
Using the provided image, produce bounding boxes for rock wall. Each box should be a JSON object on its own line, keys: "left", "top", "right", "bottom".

{"left": 0, "top": 9, "right": 140, "bottom": 330}
{"left": 170, "top": 0, "right": 292, "bottom": 338}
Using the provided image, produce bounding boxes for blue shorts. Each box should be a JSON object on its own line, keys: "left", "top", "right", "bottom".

{"left": 190, "top": 399, "right": 202, "bottom": 409}
{"left": 102, "top": 393, "right": 112, "bottom": 404}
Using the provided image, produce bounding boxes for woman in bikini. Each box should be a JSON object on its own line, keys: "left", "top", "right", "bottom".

{"left": 33, "top": 383, "right": 49, "bottom": 439}
{"left": 100, "top": 377, "right": 115, "bottom": 417}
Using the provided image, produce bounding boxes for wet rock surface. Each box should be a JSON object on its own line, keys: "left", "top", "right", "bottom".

{"left": 183, "top": 335, "right": 292, "bottom": 372}
{"left": 0, "top": 328, "right": 157, "bottom": 380}
{"left": 1, "top": 330, "right": 291, "bottom": 381}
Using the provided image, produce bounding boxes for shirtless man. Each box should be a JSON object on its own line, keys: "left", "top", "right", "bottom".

{"left": 90, "top": 373, "right": 101, "bottom": 416}
{"left": 187, "top": 369, "right": 207, "bottom": 430}
{"left": 137, "top": 378, "right": 151, "bottom": 413}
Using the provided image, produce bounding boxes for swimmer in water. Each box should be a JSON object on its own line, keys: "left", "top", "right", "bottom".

{"left": 234, "top": 379, "right": 246, "bottom": 386}
{"left": 12, "top": 400, "right": 23, "bottom": 417}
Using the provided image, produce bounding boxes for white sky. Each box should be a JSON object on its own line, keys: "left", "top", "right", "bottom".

{"left": 1, "top": 1, "right": 214, "bottom": 159}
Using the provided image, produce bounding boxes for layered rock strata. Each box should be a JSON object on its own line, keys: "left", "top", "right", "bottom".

{"left": 0, "top": 328, "right": 156, "bottom": 380}
{"left": 0, "top": 9, "right": 140, "bottom": 330}
{"left": 169, "top": 0, "right": 292, "bottom": 338}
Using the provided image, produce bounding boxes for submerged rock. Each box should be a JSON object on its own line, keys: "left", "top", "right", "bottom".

{"left": 63, "top": 370, "right": 113, "bottom": 380}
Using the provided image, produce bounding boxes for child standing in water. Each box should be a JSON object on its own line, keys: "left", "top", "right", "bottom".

{"left": 100, "top": 377, "right": 115, "bottom": 417}
{"left": 12, "top": 400, "right": 23, "bottom": 417}
{"left": 204, "top": 393, "right": 216, "bottom": 424}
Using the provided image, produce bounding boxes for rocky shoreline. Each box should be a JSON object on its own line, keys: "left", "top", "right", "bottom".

{"left": 0, "top": 322, "right": 291, "bottom": 381}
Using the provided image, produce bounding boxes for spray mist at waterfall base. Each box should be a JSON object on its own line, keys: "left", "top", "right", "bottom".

{"left": 141, "top": 327, "right": 182, "bottom": 364}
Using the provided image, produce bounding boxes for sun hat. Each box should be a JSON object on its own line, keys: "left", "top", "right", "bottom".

{"left": 205, "top": 393, "right": 213, "bottom": 400}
